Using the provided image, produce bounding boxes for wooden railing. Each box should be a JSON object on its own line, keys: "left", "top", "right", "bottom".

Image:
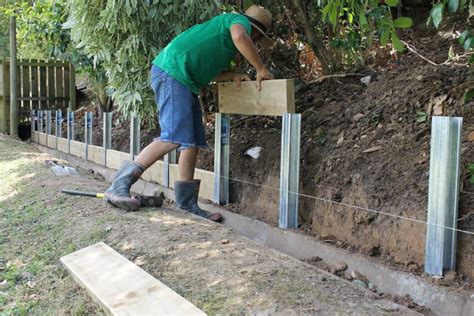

{"left": 0, "top": 58, "right": 76, "bottom": 133}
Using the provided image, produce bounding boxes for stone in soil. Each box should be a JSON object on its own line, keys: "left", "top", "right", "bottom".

{"left": 333, "top": 261, "right": 348, "bottom": 272}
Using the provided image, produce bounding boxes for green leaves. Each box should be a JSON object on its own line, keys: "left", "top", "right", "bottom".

{"left": 448, "top": 0, "right": 459, "bottom": 13}
{"left": 384, "top": 0, "right": 399, "bottom": 7}
{"left": 468, "top": 164, "right": 474, "bottom": 185}
{"left": 416, "top": 111, "right": 428, "bottom": 123}
{"left": 430, "top": 3, "right": 444, "bottom": 29}
{"left": 393, "top": 17, "right": 413, "bottom": 29}
{"left": 391, "top": 31, "right": 404, "bottom": 51}
{"left": 463, "top": 89, "right": 474, "bottom": 104}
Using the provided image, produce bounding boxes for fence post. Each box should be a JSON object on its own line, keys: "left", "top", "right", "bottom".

{"left": 103, "top": 112, "right": 112, "bottom": 166}
{"left": 425, "top": 116, "right": 463, "bottom": 276}
{"left": 0, "top": 57, "right": 8, "bottom": 133}
{"left": 84, "top": 112, "right": 93, "bottom": 160}
{"left": 67, "top": 110, "right": 74, "bottom": 154}
{"left": 130, "top": 114, "right": 140, "bottom": 161}
{"left": 45, "top": 110, "right": 51, "bottom": 134}
{"left": 30, "top": 110, "right": 35, "bottom": 137}
{"left": 9, "top": 16, "right": 18, "bottom": 136}
{"left": 213, "top": 113, "right": 230, "bottom": 205}
{"left": 69, "top": 63, "right": 76, "bottom": 110}
{"left": 279, "top": 113, "right": 301, "bottom": 229}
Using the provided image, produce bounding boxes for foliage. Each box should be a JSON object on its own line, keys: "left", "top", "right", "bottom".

{"left": 428, "top": 1, "right": 473, "bottom": 103}
{"left": 320, "top": 0, "right": 411, "bottom": 53}
{"left": 65, "top": 0, "right": 220, "bottom": 123}
{"left": 469, "top": 164, "right": 474, "bottom": 185}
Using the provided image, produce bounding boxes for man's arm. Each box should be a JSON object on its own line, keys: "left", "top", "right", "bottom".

{"left": 230, "top": 24, "right": 273, "bottom": 90}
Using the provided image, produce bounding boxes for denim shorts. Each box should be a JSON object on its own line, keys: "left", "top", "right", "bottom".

{"left": 150, "top": 65, "right": 208, "bottom": 151}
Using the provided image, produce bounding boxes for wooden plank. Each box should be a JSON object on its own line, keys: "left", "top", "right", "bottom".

{"left": 17, "top": 60, "right": 67, "bottom": 67}
{"left": 169, "top": 164, "right": 179, "bottom": 189}
{"left": 47, "top": 135, "right": 57, "bottom": 149}
{"left": 21, "top": 61, "right": 30, "bottom": 113}
{"left": 106, "top": 149, "right": 130, "bottom": 170}
{"left": 61, "top": 242, "right": 205, "bottom": 316}
{"left": 38, "top": 132, "right": 47, "bottom": 146}
{"left": 64, "top": 65, "right": 70, "bottom": 110}
{"left": 194, "top": 168, "right": 215, "bottom": 201}
{"left": 70, "top": 140, "right": 85, "bottom": 158}
{"left": 47, "top": 61, "right": 55, "bottom": 108}
{"left": 87, "top": 145, "right": 105, "bottom": 166}
{"left": 141, "top": 160, "right": 165, "bottom": 186}
{"left": 39, "top": 65, "right": 47, "bottom": 109}
{"left": 55, "top": 65, "right": 64, "bottom": 108}
{"left": 31, "top": 59, "right": 39, "bottom": 111}
{"left": 57, "top": 137, "right": 68, "bottom": 153}
{"left": 218, "top": 79, "right": 295, "bottom": 116}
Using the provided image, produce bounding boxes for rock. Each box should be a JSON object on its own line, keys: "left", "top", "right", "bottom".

{"left": 333, "top": 261, "right": 348, "bottom": 272}
{"left": 444, "top": 271, "right": 456, "bottom": 281}
{"left": 416, "top": 75, "right": 424, "bottom": 81}
{"left": 468, "top": 131, "right": 474, "bottom": 142}
{"left": 353, "top": 113, "right": 365, "bottom": 121}
{"left": 361, "top": 75, "right": 371, "bottom": 86}
{"left": 352, "top": 279, "right": 368, "bottom": 288}
{"left": 368, "top": 282, "right": 376, "bottom": 291}
{"left": 344, "top": 271, "right": 353, "bottom": 281}
{"left": 220, "top": 239, "right": 230, "bottom": 245}
{"left": 351, "top": 270, "right": 370, "bottom": 283}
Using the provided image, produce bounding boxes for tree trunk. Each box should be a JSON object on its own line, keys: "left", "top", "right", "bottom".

{"left": 289, "top": 0, "right": 333, "bottom": 74}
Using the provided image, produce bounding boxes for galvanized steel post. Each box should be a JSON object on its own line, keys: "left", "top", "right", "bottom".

{"left": 84, "top": 112, "right": 93, "bottom": 160}
{"left": 130, "top": 115, "right": 140, "bottom": 161}
{"left": 55, "top": 110, "right": 62, "bottom": 139}
{"left": 213, "top": 113, "right": 230, "bottom": 205}
{"left": 30, "top": 110, "right": 36, "bottom": 135}
{"left": 67, "top": 110, "right": 74, "bottom": 154}
{"left": 164, "top": 149, "right": 177, "bottom": 188}
{"left": 38, "top": 110, "right": 43, "bottom": 133}
{"left": 45, "top": 110, "right": 52, "bottom": 135}
{"left": 103, "top": 112, "right": 112, "bottom": 166}
{"left": 279, "top": 113, "right": 301, "bottom": 229}
{"left": 425, "top": 116, "right": 463, "bottom": 276}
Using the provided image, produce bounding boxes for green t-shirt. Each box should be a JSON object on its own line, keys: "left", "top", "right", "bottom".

{"left": 152, "top": 14, "right": 251, "bottom": 94}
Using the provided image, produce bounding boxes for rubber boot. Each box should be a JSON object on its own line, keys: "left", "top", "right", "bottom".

{"left": 175, "top": 180, "right": 223, "bottom": 222}
{"left": 105, "top": 161, "right": 145, "bottom": 211}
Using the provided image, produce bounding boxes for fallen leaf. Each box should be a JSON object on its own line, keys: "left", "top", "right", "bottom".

{"left": 363, "top": 146, "right": 382, "bottom": 153}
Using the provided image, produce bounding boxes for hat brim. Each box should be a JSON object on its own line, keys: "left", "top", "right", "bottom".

{"left": 250, "top": 22, "right": 274, "bottom": 49}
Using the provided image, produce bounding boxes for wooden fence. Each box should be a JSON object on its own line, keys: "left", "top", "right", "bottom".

{"left": 0, "top": 58, "right": 76, "bottom": 133}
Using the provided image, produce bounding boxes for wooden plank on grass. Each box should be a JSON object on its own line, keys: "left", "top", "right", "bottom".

{"left": 218, "top": 79, "right": 295, "bottom": 116}
{"left": 61, "top": 242, "right": 205, "bottom": 316}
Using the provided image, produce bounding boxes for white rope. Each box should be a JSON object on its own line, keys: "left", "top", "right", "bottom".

{"left": 217, "top": 174, "right": 474, "bottom": 236}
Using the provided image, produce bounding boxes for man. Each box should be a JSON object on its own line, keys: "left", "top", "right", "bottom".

{"left": 105, "top": 5, "right": 274, "bottom": 222}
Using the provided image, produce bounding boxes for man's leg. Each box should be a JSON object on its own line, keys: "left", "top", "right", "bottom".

{"left": 136, "top": 140, "right": 179, "bottom": 169}
{"left": 178, "top": 147, "right": 198, "bottom": 180}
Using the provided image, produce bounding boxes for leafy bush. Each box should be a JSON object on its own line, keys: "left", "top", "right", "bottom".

{"left": 65, "top": 0, "right": 220, "bottom": 123}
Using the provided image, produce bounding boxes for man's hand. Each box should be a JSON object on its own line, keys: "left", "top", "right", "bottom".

{"left": 232, "top": 73, "right": 251, "bottom": 90}
{"left": 256, "top": 68, "right": 274, "bottom": 91}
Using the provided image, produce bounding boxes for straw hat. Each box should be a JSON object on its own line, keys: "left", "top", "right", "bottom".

{"left": 244, "top": 5, "right": 273, "bottom": 48}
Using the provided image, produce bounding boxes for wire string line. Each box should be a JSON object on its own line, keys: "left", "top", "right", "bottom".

{"left": 217, "top": 174, "right": 474, "bottom": 236}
